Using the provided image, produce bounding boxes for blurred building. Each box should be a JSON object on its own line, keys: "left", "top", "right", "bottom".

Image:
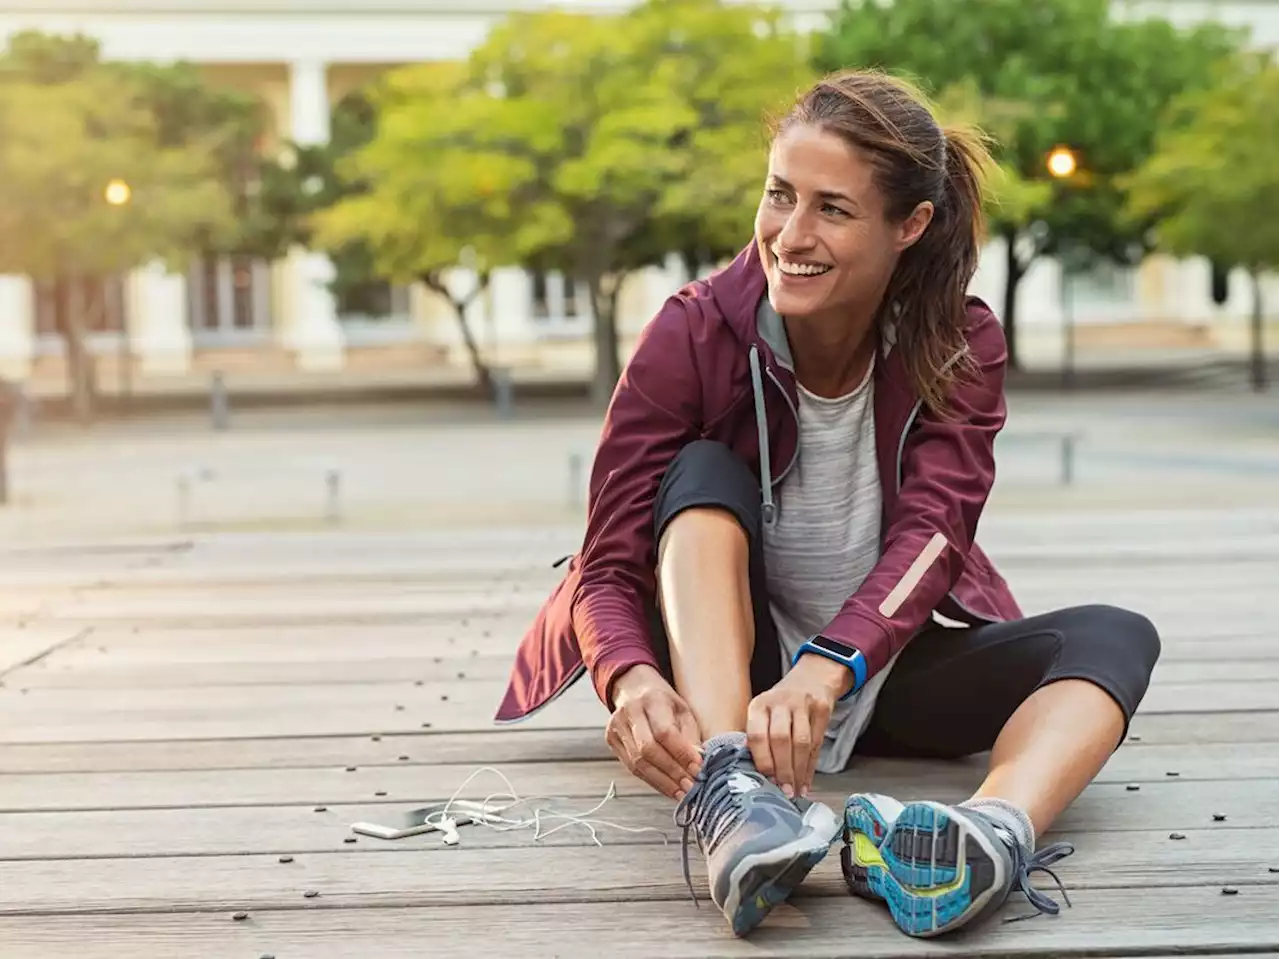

{"left": 0, "top": 0, "right": 1276, "bottom": 398}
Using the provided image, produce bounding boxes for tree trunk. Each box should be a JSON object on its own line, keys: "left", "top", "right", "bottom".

{"left": 588, "top": 275, "right": 622, "bottom": 407}
{"left": 451, "top": 298, "right": 492, "bottom": 397}
{"left": 1001, "top": 229, "right": 1026, "bottom": 370}
{"left": 1249, "top": 270, "right": 1267, "bottom": 393}
{"left": 65, "top": 276, "right": 95, "bottom": 425}
{"left": 420, "top": 271, "right": 493, "bottom": 398}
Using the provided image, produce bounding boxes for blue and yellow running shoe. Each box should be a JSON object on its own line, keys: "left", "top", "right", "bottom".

{"left": 842, "top": 793, "right": 1075, "bottom": 937}
{"left": 675, "top": 737, "right": 840, "bottom": 937}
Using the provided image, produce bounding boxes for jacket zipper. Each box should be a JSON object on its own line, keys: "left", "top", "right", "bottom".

{"left": 764, "top": 365, "right": 800, "bottom": 486}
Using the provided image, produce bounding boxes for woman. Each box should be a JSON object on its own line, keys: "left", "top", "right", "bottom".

{"left": 496, "top": 70, "right": 1160, "bottom": 939}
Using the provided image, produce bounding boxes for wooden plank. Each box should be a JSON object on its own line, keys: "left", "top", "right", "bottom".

{"left": 12, "top": 651, "right": 1273, "bottom": 690}
{"left": 0, "top": 778, "right": 1271, "bottom": 862}
{"left": 20, "top": 671, "right": 1270, "bottom": 716}
{"left": 1140, "top": 682, "right": 1278, "bottom": 714}
{"left": 0, "top": 675, "right": 1273, "bottom": 744}
{"left": 26, "top": 583, "right": 1275, "bottom": 634}
{"left": 0, "top": 715, "right": 1271, "bottom": 774}
{"left": 0, "top": 758, "right": 736, "bottom": 812}
{"left": 1126, "top": 710, "right": 1278, "bottom": 745}
{"left": 0, "top": 885, "right": 1272, "bottom": 958}
{"left": 8, "top": 654, "right": 540, "bottom": 688}
{"left": 0, "top": 728, "right": 611, "bottom": 774}
{"left": 0, "top": 827, "right": 1273, "bottom": 917}
{"left": 32, "top": 592, "right": 532, "bottom": 627}
{"left": 0, "top": 749, "right": 1273, "bottom": 813}
{"left": 0, "top": 626, "right": 84, "bottom": 675}
{"left": 24, "top": 619, "right": 1277, "bottom": 673}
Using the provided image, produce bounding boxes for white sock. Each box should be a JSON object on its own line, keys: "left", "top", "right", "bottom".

{"left": 702, "top": 731, "right": 748, "bottom": 752}
{"left": 959, "top": 797, "right": 1035, "bottom": 855}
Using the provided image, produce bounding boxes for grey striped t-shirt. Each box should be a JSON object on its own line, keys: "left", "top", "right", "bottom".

{"left": 762, "top": 358, "right": 898, "bottom": 774}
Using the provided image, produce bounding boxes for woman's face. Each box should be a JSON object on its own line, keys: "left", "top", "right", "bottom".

{"left": 754, "top": 124, "right": 932, "bottom": 323}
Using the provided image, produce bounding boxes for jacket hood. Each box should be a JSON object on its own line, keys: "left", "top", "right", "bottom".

{"left": 703, "top": 243, "right": 769, "bottom": 344}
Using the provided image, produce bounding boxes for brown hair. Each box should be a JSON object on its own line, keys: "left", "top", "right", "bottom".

{"left": 773, "top": 70, "right": 993, "bottom": 414}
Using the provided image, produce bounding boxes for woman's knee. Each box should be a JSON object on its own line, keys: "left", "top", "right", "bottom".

{"left": 655, "top": 440, "right": 762, "bottom": 548}
{"left": 1078, "top": 604, "right": 1161, "bottom": 673}
{"left": 1052, "top": 604, "right": 1161, "bottom": 710}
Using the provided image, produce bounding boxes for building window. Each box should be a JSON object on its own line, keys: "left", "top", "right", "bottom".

{"left": 33, "top": 275, "right": 126, "bottom": 345}
{"left": 336, "top": 279, "right": 411, "bottom": 324}
{"left": 530, "top": 270, "right": 586, "bottom": 326}
{"left": 563, "top": 275, "right": 582, "bottom": 318}
{"left": 531, "top": 270, "right": 550, "bottom": 320}
{"left": 188, "top": 254, "right": 271, "bottom": 341}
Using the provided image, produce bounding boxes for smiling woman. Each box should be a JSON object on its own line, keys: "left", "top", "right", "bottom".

{"left": 500, "top": 68, "right": 1161, "bottom": 943}
{"left": 756, "top": 73, "right": 991, "bottom": 410}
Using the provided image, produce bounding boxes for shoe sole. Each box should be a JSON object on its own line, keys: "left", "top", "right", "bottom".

{"left": 724, "top": 802, "right": 840, "bottom": 937}
{"left": 844, "top": 799, "right": 1005, "bottom": 938}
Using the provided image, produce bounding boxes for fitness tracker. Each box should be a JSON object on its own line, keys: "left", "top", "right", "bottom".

{"left": 791, "top": 635, "right": 867, "bottom": 701}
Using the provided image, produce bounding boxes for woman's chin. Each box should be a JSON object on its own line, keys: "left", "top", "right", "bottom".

{"left": 767, "top": 286, "right": 821, "bottom": 320}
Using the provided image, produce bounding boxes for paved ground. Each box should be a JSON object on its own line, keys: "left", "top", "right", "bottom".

{"left": 0, "top": 505, "right": 1274, "bottom": 957}
{"left": 0, "top": 385, "right": 1275, "bottom": 542}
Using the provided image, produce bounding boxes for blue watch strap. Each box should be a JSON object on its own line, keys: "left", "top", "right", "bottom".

{"left": 791, "top": 639, "right": 867, "bottom": 701}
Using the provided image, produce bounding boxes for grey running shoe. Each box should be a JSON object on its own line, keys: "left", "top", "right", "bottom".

{"left": 842, "top": 794, "right": 1074, "bottom": 936}
{"left": 674, "top": 740, "right": 839, "bottom": 936}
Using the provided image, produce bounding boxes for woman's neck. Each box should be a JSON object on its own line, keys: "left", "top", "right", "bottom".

{"left": 785, "top": 306, "right": 878, "bottom": 398}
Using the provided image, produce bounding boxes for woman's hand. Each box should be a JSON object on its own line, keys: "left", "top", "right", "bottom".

{"left": 606, "top": 664, "right": 704, "bottom": 800}
{"left": 746, "top": 655, "right": 850, "bottom": 799}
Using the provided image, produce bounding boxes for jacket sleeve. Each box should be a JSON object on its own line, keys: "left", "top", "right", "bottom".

{"left": 571, "top": 297, "right": 704, "bottom": 709}
{"left": 819, "top": 304, "right": 1008, "bottom": 679}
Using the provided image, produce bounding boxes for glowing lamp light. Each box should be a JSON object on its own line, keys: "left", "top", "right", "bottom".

{"left": 104, "top": 179, "right": 132, "bottom": 205}
{"left": 1046, "top": 147, "right": 1077, "bottom": 179}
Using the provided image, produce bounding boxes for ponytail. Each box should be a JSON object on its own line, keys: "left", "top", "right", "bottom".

{"left": 884, "top": 122, "right": 993, "bottom": 416}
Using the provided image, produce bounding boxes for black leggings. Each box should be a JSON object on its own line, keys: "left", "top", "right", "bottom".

{"left": 647, "top": 440, "right": 1161, "bottom": 761}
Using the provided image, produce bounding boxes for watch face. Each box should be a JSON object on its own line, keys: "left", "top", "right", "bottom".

{"left": 811, "top": 636, "right": 859, "bottom": 660}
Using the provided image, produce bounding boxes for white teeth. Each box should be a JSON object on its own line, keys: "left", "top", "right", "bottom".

{"left": 776, "top": 258, "right": 831, "bottom": 276}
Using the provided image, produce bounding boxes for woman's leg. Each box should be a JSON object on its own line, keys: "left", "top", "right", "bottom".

{"left": 648, "top": 440, "right": 782, "bottom": 734}
{"left": 647, "top": 441, "right": 833, "bottom": 938}
{"left": 657, "top": 506, "right": 755, "bottom": 738}
{"left": 845, "top": 604, "right": 1161, "bottom": 936}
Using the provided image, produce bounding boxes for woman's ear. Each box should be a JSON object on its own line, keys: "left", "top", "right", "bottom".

{"left": 896, "top": 201, "right": 934, "bottom": 252}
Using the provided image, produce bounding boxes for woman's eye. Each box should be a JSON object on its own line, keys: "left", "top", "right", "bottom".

{"left": 822, "top": 204, "right": 849, "bottom": 218}
{"left": 766, "top": 189, "right": 790, "bottom": 204}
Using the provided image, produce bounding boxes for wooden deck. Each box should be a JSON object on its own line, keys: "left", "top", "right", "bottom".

{"left": 0, "top": 510, "right": 1276, "bottom": 958}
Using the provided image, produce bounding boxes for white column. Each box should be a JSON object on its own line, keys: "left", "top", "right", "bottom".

{"left": 0, "top": 275, "right": 35, "bottom": 380}
{"left": 130, "top": 261, "right": 192, "bottom": 375}
{"left": 488, "top": 267, "right": 536, "bottom": 358}
{"left": 284, "top": 59, "right": 344, "bottom": 371}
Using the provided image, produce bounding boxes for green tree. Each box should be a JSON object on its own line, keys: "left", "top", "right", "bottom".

{"left": 815, "top": 0, "right": 1238, "bottom": 366}
{"left": 0, "top": 33, "right": 237, "bottom": 421}
{"left": 1124, "top": 52, "right": 1278, "bottom": 391}
{"left": 312, "top": 63, "right": 505, "bottom": 394}
{"left": 319, "top": 0, "right": 810, "bottom": 403}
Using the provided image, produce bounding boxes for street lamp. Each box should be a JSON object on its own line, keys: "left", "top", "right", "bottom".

{"left": 104, "top": 178, "right": 132, "bottom": 206}
{"left": 1046, "top": 147, "right": 1077, "bottom": 389}
{"left": 1046, "top": 146, "right": 1077, "bottom": 180}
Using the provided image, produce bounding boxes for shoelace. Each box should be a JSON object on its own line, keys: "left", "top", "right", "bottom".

{"left": 1002, "top": 837, "right": 1076, "bottom": 923}
{"left": 672, "top": 745, "right": 749, "bottom": 907}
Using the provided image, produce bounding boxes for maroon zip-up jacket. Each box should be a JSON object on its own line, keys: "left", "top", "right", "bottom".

{"left": 495, "top": 242, "right": 1022, "bottom": 724}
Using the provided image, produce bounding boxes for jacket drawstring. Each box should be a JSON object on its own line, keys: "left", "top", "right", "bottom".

{"left": 748, "top": 345, "right": 776, "bottom": 527}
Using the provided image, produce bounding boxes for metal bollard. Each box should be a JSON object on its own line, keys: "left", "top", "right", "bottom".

{"left": 492, "top": 367, "right": 513, "bottom": 421}
{"left": 210, "top": 372, "right": 229, "bottom": 431}
{"left": 1060, "top": 435, "right": 1075, "bottom": 486}
{"left": 176, "top": 473, "right": 191, "bottom": 528}
{"left": 325, "top": 469, "right": 342, "bottom": 524}
{"left": 567, "top": 452, "right": 584, "bottom": 509}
